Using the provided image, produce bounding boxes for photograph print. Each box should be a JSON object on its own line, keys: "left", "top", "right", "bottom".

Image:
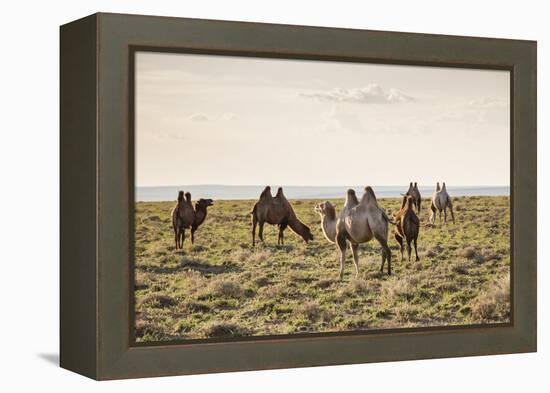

{"left": 133, "top": 51, "right": 511, "bottom": 343}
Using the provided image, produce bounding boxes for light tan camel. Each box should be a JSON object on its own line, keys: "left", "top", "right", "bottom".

{"left": 171, "top": 191, "right": 196, "bottom": 249}
{"left": 393, "top": 195, "right": 420, "bottom": 261}
{"left": 314, "top": 201, "right": 338, "bottom": 243}
{"left": 429, "top": 182, "right": 455, "bottom": 224}
{"left": 405, "top": 182, "right": 422, "bottom": 213}
{"left": 251, "top": 186, "right": 313, "bottom": 247}
{"left": 191, "top": 198, "right": 214, "bottom": 244}
{"left": 329, "top": 187, "right": 392, "bottom": 279}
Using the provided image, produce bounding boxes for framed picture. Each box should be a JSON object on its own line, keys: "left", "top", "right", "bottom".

{"left": 60, "top": 13, "right": 537, "bottom": 380}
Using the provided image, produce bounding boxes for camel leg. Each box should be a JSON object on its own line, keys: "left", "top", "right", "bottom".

{"left": 406, "top": 237, "right": 412, "bottom": 262}
{"left": 278, "top": 222, "right": 287, "bottom": 246}
{"left": 336, "top": 233, "right": 347, "bottom": 281}
{"left": 258, "top": 222, "right": 265, "bottom": 243}
{"left": 191, "top": 228, "right": 195, "bottom": 244}
{"left": 430, "top": 203, "right": 436, "bottom": 224}
{"left": 375, "top": 233, "right": 392, "bottom": 275}
{"left": 414, "top": 234, "right": 420, "bottom": 261}
{"left": 252, "top": 215, "right": 257, "bottom": 247}
{"left": 395, "top": 232, "right": 404, "bottom": 261}
{"left": 180, "top": 229, "right": 186, "bottom": 248}
{"left": 418, "top": 199, "right": 421, "bottom": 214}
{"left": 174, "top": 229, "right": 179, "bottom": 250}
{"left": 449, "top": 203, "right": 455, "bottom": 224}
{"left": 443, "top": 208, "right": 447, "bottom": 224}
{"left": 178, "top": 228, "right": 183, "bottom": 249}
{"left": 349, "top": 243, "right": 360, "bottom": 278}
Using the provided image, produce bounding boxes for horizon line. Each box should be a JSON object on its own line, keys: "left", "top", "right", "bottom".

{"left": 136, "top": 183, "right": 510, "bottom": 188}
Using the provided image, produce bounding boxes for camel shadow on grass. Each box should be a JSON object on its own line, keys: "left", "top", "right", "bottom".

{"left": 140, "top": 257, "right": 242, "bottom": 276}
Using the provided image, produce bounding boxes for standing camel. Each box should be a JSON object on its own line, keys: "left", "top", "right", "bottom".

{"left": 251, "top": 186, "right": 313, "bottom": 247}
{"left": 405, "top": 182, "right": 422, "bottom": 213}
{"left": 429, "top": 182, "right": 455, "bottom": 224}
{"left": 171, "top": 191, "right": 195, "bottom": 249}
{"left": 324, "top": 187, "right": 392, "bottom": 279}
{"left": 393, "top": 195, "right": 420, "bottom": 261}
{"left": 314, "top": 201, "right": 338, "bottom": 243}
{"left": 191, "top": 198, "right": 214, "bottom": 244}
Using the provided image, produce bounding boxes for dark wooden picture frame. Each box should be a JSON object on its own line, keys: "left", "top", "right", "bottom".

{"left": 60, "top": 12, "right": 536, "bottom": 380}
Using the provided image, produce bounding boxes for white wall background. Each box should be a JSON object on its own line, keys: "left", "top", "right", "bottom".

{"left": 0, "top": 0, "right": 546, "bottom": 391}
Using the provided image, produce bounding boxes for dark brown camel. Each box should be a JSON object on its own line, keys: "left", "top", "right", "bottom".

{"left": 393, "top": 195, "right": 420, "bottom": 262}
{"left": 191, "top": 198, "right": 214, "bottom": 243}
{"left": 251, "top": 186, "right": 313, "bottom": 247}
{"left": 405, "top": 182, "right": 422, "bottom": 213}
{"left": 171, "top": 191, "right": 195, "bottom": 249}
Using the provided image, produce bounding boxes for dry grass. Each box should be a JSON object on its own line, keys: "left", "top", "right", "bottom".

{"left": 134, "top": 196, "right": 510, "bottom": 342}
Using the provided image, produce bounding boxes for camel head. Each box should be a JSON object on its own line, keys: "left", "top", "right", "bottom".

{"left": 177, "top": 190, "right": 184, "bottom": 202}
{"left": 400, "top": 195, "right": 408, "bottom": 209}
{"left": 314, "top": 201, "right": 336, "bottom": 220}
{"left": 300, "top": 224, "right": 314, "bottom": 243}
{"left": 195, "top": 198, "right": 214, "bottom": 211}
{"left": 403, "top": 195, "right": 414, "bottom": 210}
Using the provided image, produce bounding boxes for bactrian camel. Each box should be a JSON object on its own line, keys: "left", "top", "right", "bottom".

{"left": 393, "top": 195, "right": 420, "bottom": 262}
{"left": 404, "top": 182, "right": 422, "bottom": 213}
{"left": 171, "top": 191, "right": 196, "bottom": 249}
{"left": 315, "top": 187, "right": 392, "bottom": 279}
{"left": 191, "top": 198, "right": 214, "bottom": 244}
{"left": 251, "top": 186, "right": 313, "bottom": 247}
{"left": 429, "top": 182, "right": 455, "bottom": 224}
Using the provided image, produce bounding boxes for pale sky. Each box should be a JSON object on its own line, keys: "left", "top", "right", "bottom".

{"left": 135, "top": 52, "right": 510, "bottom": 187}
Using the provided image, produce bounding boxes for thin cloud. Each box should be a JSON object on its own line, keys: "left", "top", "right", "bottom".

{"left": 188, "top": 113, "right": 210, "bottom": 122}
{"left": 300, "top": 83, "right": 414, "bottom": 104}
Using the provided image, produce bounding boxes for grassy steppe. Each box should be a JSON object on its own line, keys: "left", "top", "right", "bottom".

{"left": 134, "top": 196, "right": 510, "bottom": 342}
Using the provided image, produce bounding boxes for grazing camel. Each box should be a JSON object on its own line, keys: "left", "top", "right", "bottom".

{"left": 191, "top": 198, "right": 214, "bottom": 244}
{"left": 331, "top": 187, "right": 392, "bottom": 279}
{"left": 251, "top": 186, "right": 313, "bottom": 247}
{"left": 171, "top": 191, "right": 196, "bottom": 249}
{"left": 429, "top": 182, "right": 455, "bottom": 224}
{"left": 393, "top": 195, "right": 420, "bottom": 262}
{"left": 405, "top": 182, "right": 422, "bottom": 213}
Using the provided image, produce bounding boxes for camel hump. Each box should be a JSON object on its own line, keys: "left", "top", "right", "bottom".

{"left": 185, "top": 192, "right": 192, "bottom": 203}
{"left": 275, "top": 187, "right": 285, "bottom": 198}
{"left": 260, "top": 186, "right": 272, "bottom": 200}
{"left": 364, "top": 186, "right": 377, "bottom": 201}
{"left": 441, "top": 182, "right": 447, "bottom": 191}
{"left": 177, "top": 190, "right": 184, "bottom": 202}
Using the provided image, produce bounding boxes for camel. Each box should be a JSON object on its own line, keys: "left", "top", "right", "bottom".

{"left": 316, "top": 188, "right": 392, "bottom": 279}
{"left": 405, "top": 182, "right": 422, "bottom": 213}
{"left": 251, "top": 186, "right": 313, "bottom": 247}
{"left": 191, "top": 198, "right": 214, "bottom": 244}
{"left": 429, "top": 182, "right": 455, "bottom": 224}
{"left": 171, "top": 191, "right": 196, "bottom": 249}
{"left": 393, "top": 195, "right": 420, "bottom": 262}
{"left": 314, "top": 201, "right": 338, "bottom": 243}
